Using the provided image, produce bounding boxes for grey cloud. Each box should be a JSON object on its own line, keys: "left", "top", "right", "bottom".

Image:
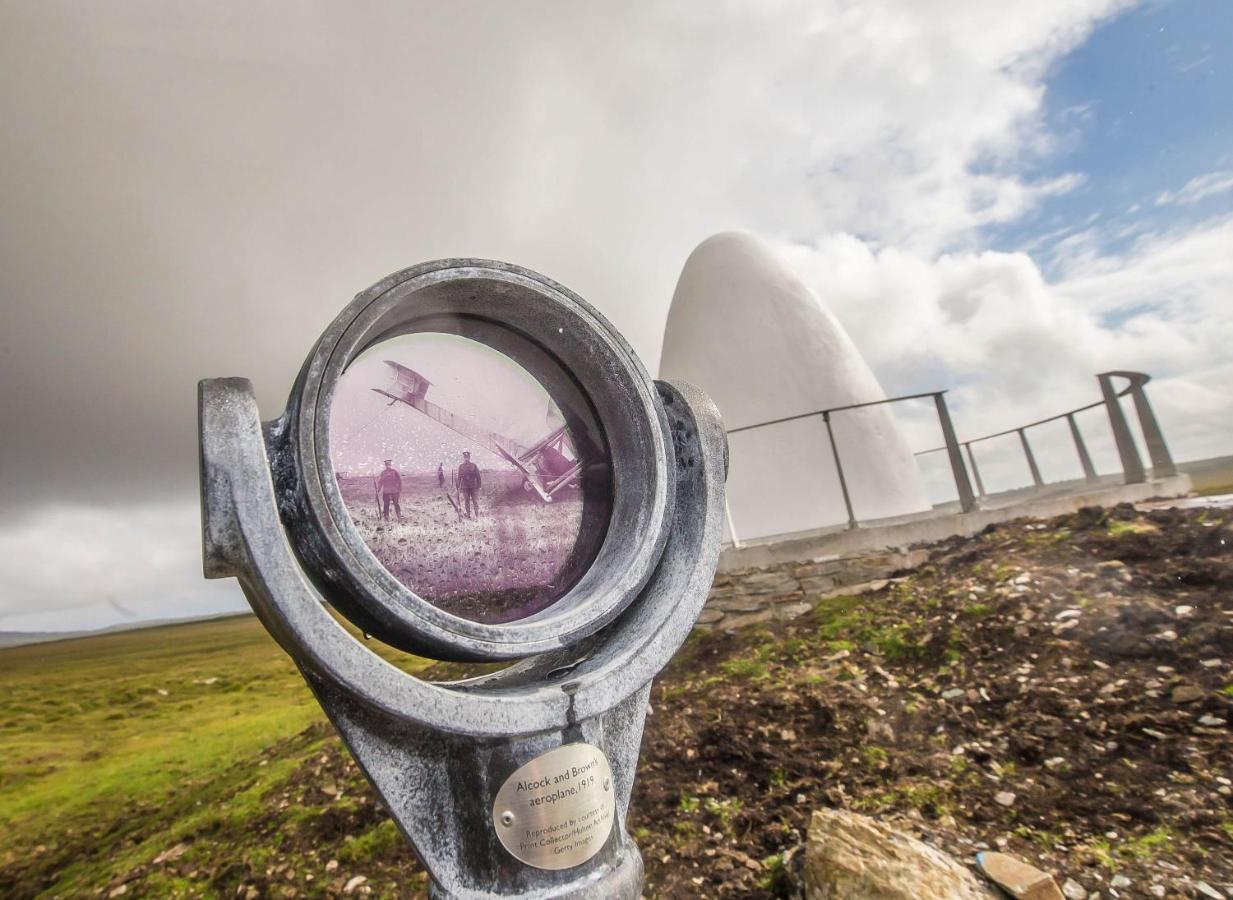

{"left": 0, "top": 0, "right": 1156, "bottom": 628}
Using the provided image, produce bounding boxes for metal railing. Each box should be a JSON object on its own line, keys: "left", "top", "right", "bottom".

{"left": 727, "top": 390, "right": 975, "bottom": 528}
{"left": 913, "top": 371, "right": 1176, "bottom": 497}
{"left": 724, "top": 371, "right": 1176, "bottom": 538}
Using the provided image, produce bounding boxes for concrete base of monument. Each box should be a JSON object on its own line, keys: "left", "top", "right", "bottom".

{"left": 720, "top": 473, "right": 1192, "bottom": 572}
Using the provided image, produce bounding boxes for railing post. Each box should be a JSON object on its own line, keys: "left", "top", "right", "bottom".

{"left": 934, "top": 393, "right": 977, "bottom": 513}
{"left": 1066, "top": 413, "right": 1099, "bottom": 483}
{"left": 1018, "top": 428, "right": 1044, "bottom": 488}
{"left": 1126, "top": 377, "right": 1176, "bottom": 477}
{"left": 823, "top": 411, "right": 858, "bottom": 530}
{"left": 723, "top": 494, "right": 742, "bottom": 549}
{"left": 1098, "top": 373, "right": 1146, "bottom": 484}
{"left": 964, "top": 442, "right": 986, "bottom": 498}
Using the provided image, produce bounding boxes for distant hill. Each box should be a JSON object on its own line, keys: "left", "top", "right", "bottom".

{"left": 0, "top": 630, "right": 76, "bottom": 649}
{"left": 0, "top": 611, "right": 253, "bottom": 650}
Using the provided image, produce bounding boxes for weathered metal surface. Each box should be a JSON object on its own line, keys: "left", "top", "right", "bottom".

{"left": 278, "top": 260, "right": 674, "bottom": 662}
{"left": 198, "top": 259, "right": 727, "bottom": 899}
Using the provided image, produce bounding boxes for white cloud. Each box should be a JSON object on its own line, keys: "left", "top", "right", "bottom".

{"left": 779, "top": 213, "right": 1233, "bottom": 498}
{"left": 1155, "top": 170, "right": 1233, "bottom": 206}
{"left": 0, "top": 503, "right": 244, "bottom": 632}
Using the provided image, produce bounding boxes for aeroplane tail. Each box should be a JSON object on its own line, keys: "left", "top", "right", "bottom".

{"left": 380, "top": 360, "right": 432, "bottom": 404}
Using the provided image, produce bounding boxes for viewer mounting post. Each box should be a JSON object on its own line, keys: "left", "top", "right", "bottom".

{"left": 198, "top": 259, "right": 727, "bottom": 899}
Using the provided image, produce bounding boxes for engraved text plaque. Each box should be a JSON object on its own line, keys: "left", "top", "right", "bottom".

{"left": 492, "top": 743, "right": 616, "bottom": 870}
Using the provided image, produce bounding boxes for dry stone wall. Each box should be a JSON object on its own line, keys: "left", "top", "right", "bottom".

{"left": 699, "top": 548, "right": 930, "bottom": 631}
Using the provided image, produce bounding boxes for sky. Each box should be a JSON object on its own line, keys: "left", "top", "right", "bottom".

{"left": 329, "top": 333, "right": 563, "bottom": 476}
{"left": 0, "top": 0, "right": 1230, "bottom": 632}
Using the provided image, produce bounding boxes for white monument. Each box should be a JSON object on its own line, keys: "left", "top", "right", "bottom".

{"left": 660, "top": 232, "right": 932, "bottom": 542}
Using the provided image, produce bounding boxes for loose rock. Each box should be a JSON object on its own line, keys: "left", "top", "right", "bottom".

{"left": 1061, "top": 879, "right": 1086, "bottom": 900}
{"left": 975, "top": 851, "right": 1064, "bottom": 899}
{"left": 804, "top": 808, "right": 999, "bottom": 899}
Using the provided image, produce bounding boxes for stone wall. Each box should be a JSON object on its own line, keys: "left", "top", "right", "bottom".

{"left": 698, "top": 548, "right": 930, "bottom": 631}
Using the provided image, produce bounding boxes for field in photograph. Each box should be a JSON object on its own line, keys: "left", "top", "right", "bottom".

{"left": 337, "top": 471, "right": 588, "bottom": 622}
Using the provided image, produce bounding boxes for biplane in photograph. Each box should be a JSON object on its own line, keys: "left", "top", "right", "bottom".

{"left": 372, "top": 360, "right": 585, "bottom": 502}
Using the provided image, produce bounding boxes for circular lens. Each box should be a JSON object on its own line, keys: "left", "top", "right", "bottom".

{"left": 329, "top": 331, "right": 612, "bottom": 624}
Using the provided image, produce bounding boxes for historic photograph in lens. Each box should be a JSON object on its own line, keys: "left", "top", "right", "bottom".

{"left": 328, "top": 332, "right": 611, "bottom": 624}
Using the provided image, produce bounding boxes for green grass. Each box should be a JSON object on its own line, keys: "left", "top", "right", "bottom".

{"left": 339, "top": 820, "right": 401, "bottom": 864}
{"left": 1085, "top": 826, "right": 1177, "bottom": 869}
{"left": 1122, "top": 827, "right": 1175, "bottom": 860}
{"left": 861, "top": 746, "right": 889, "bottom": 768}
{"left": 0, "top": 617, "right": 319, "bottom": 825}
{"left": 0, "top": 613, "right": 441, "bottom": 897}
{"left": 1107, "top": 519, "right": 1159, "bottom": 536}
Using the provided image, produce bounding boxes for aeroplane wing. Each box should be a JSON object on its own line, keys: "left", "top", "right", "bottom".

{"left": 373, "top": 361, "right": 533, "bottom": 460}
{"left": 372, "top": 359, "right": 588, "bottom": 502}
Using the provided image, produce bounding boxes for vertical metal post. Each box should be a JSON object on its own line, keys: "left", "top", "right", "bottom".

{"left": 1127, "top": 380, "right": 1177, "bottom": 477}
{"left": 1099, "top": 373, "right": 1146, "bottom": 484}
{"left": 1018, "top": 428, "right": 1044, "bottom": 488}
{"left": 823, "top": 411, "right": 858, "bottom": 530}
{"left": 1066, "top": 413, "right": 1099, "bottom": 483}
{"left": 964, "top": 442, "right": 986, "bottom": 497}
{"left": 723, "top": 494, "right": 742, "bottom": 549}
{"left": 934, "top": 393, "right": 977, "bottom": 513}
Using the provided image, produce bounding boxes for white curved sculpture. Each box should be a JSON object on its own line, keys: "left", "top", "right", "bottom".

{"left": 660, "top": 232, "right": 932, "bottom": 542}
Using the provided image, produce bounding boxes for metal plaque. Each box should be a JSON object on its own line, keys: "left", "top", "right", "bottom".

{"left": 492, "top": 743, "right": 616, "bottom": 870}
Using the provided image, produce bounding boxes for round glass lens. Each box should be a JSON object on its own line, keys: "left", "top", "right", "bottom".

{"left": 329, "top": 331, "right": 612, "bottom": 624}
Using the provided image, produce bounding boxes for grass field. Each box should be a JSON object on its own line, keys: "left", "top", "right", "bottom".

{"left": 0, "top": 614, "right": 442, "bottom": 899}
{"left": 4, "top": 502, "right": 1230, "bottom": 898}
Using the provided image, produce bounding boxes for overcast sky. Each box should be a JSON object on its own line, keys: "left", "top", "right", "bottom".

{"left": 1, "top": 0, "right": 1230, "bottom": 632}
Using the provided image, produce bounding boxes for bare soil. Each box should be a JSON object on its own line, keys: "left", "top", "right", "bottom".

{"left": 635, "top": 502, "right": 1233, "bottom": 898}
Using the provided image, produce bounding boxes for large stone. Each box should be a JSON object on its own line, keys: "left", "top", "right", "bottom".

{"left": 736, "top": 571, "right": 801, "bottom": 594}
{"left": 834, "top": 567, "right": 886, "bottom": 587}
{"left": 899, "top": 549, "right": 930, "bottom": 569}
{"left": 793, "top": 559, "right": 845, "bottom": 579}
{"left": 1171, "top": 683, "right": 1204, "bottom": 704}
{"left": 708, "top": 596, "right": 769, "bottom": 613}
{"left": 800, "top": 575, "right": 838, "bottom": 593}
{"left": 772, "top": 601, "right": 813, "bottom": 621}
{"left": 720, "top": 609, "right": 777, "bottom": 630}
{"left": 975, "top": 851, "right": 1063, "bottom": 899}
{"left": 805, "top": 809, "right": 999, "bottom": 899}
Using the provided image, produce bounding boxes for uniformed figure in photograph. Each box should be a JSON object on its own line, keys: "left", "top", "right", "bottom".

{"left": 377, "top": 459, "right": 403, "bottom": 521}
{"left": 457, "top": 450, "right": 481, "bottom": 519}
{"left": 437, "top": 461, "right": 445, "bottom": 488}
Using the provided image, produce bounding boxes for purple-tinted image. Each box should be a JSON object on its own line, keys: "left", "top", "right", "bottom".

{"left": 329, "top": 332, "right": 610, "bottom": 624}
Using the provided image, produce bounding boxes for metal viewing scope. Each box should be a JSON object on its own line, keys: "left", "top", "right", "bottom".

{"left": 198, "top": 259, "right": 726, "bottom": 899}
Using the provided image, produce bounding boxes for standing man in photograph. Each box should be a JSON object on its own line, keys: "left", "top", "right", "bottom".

{"left": 437, "top": 461, "right": 445, "bottom": 489}
{"left": 457, "top": 450, "right": 481, "bottom": 519}
{"left": 377, "top": 459, "right": 403, "bottom": 521}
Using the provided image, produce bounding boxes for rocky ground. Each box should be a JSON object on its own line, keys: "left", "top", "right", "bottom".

{"left": 7, "top": 502, "right": 1229, "bottom": 898}
{"left": 636, "top": 502, "right": 1233, "bottom": 898}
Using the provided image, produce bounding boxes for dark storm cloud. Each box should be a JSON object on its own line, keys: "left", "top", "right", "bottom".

{"left": 0, "top": 3, "right": 701, "bottom": 512}
{"left": 5, "top": 0, "right": 1180, "bottom": 631}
